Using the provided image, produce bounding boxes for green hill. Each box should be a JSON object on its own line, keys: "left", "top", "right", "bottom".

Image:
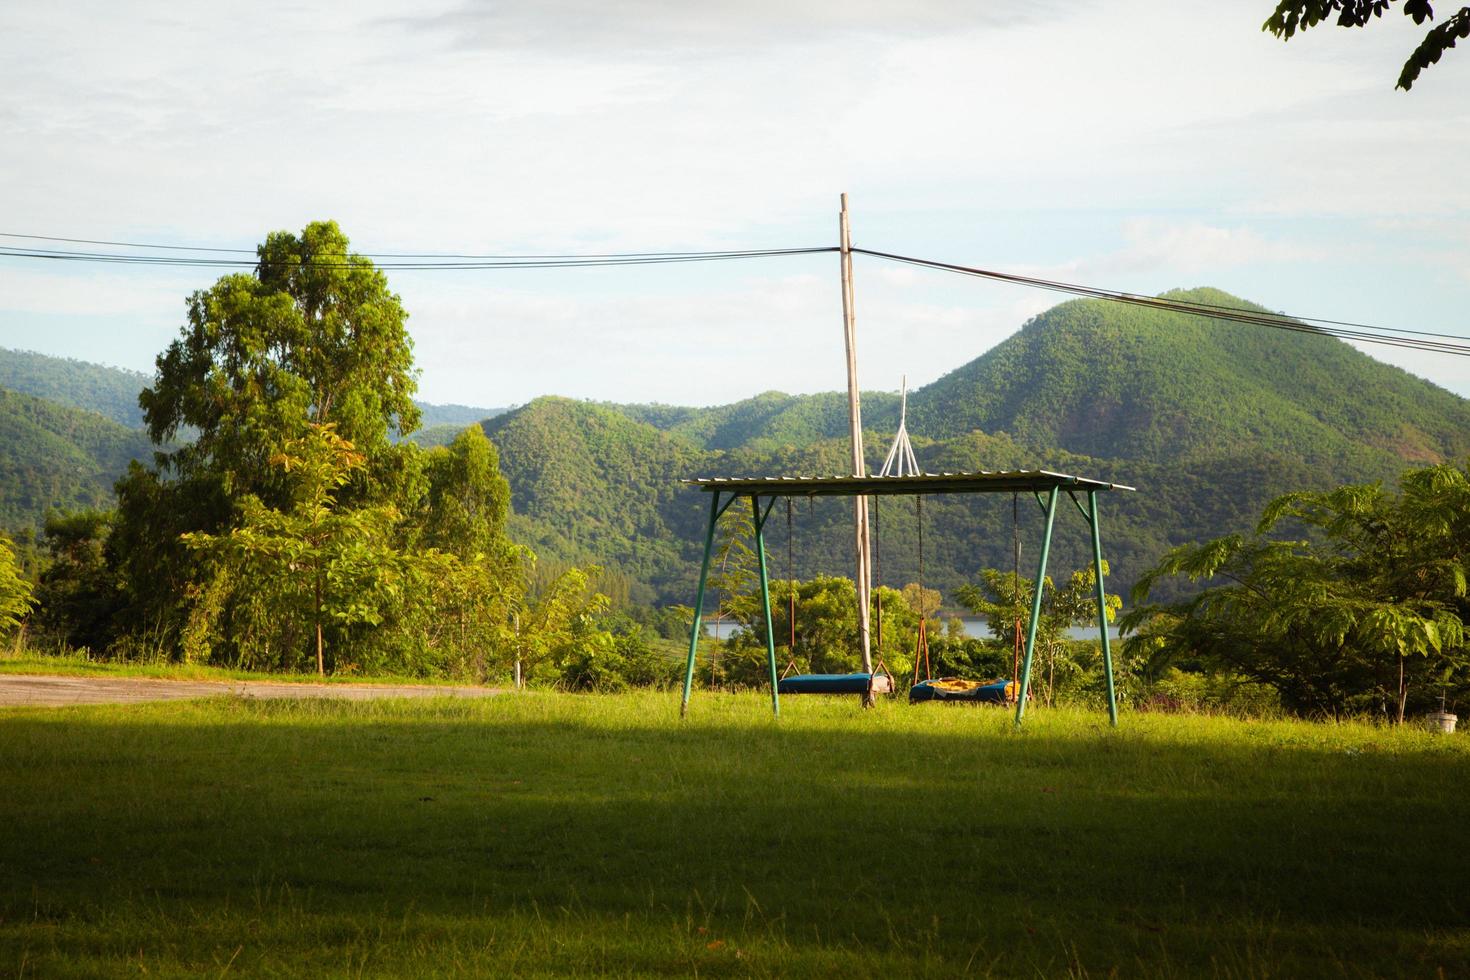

{"left": 0, "top": 346, "right": 505, "bottom": 442}
{"left": 4, "top": 288, "right": 1464, "bottom": 608}
{"left": 480, "top": 289, "right": 1470, "bottom": 605}
{"left": 0, "top": 348, "right": 150, "bottom": 429}
{"left": 0, "top": 387, "right": 154, "bottom": 528}
{"left": 907, "top": 288, "right": 1470, "bottom": 470}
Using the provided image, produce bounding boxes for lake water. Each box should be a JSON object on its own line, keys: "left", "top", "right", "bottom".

{"left": 704, "top": 615, "right": 1119, "bottom": 641}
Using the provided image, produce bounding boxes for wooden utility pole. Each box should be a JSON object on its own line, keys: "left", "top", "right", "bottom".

{"left": 839, "top": 193, "right": 875, "bottom": 700}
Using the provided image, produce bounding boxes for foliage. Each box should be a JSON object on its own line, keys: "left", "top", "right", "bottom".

{"left": 955, "top": 564, "right": 1120, "bottom": 706}
{"left": 111, "top": 221, "right": 427, "bottom": 648}
{"left": 1123, "top": 459, "right": 1470, "bottom": 718}
{"left": 181, "top": 425, "right": 411, "bottom": 675}
{"left": 0, "top": 530, "right": 35, "bottom": 633}
{"left": 1264, "top": 1, "right": 1470, "bottom": 89}
{"left": 557, "top": 614, "right": 683, "bottom": 691}
{"left": 413, "top": 424, "right": 512, "bottom": 559}
{"left": 140, "top": 219, "right": 420, "bottom": 500}
{"left": 32, "top": 510, "right": 118, "bottom": 652}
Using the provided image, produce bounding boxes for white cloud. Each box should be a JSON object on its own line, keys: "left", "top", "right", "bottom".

{"left": 1, "top": 0, "right": 1467, "bottom": 403}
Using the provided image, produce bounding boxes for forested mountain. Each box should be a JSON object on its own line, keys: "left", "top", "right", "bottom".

{"left": 0, "top": 348, "right": 150, "bottom": 428}
{"left": 905, "top": 288, "right": 1470, "bottom": 469}
{"left": 0, "top": 387, "right": 153, "bottom": 527}
{"left": 481, "top": 289, "right": 1470, "bottom": 605}
{"left": 4, "top": 289, "right": 1466, "bottom": 608}
{"left": 0, "top": 346, "right": 505, "bottom": 443}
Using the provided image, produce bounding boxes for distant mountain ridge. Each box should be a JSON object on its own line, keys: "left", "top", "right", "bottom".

{"left": 0, "top": 347, "right": 507, "bottom": 528}
{"left": 0, "top": 345, "right": 506, "bottom": 437}
{"left": 479, "top": 288, "right": 1470, "bottom": 603}
{"left": 0, "top": 387, "right": 154, "bottom": 528}
{"left": 0, "top": 348, "right": 150, "bottom": 429}
{"left": 904, "top": 288, "right": 1470, "bottom": 469}
{"left": 2, "top": 288, "right": 1466, "bottom": 607}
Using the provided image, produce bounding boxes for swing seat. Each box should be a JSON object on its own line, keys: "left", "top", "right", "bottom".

{"left": 778, "top": 672, "right": 893, "bottom": 695}
{"left": 909, "top": 678, "right": 1015, "bottom": 705}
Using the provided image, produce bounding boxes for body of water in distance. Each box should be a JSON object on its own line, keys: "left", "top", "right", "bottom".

{"left": 704, "top": 616, "right": 1119, "bottom": 641}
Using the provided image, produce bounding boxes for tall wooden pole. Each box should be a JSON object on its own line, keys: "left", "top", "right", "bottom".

{"left": 839, "top": 193, "right": 875, "bottom": 700}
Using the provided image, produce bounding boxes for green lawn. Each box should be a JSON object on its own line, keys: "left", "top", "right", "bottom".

{"left": 1, "top": 692, "right": 1465, "bottom": 977}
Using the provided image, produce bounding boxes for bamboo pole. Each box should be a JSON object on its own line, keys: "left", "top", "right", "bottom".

{"left": 839, "top": 193, "right": 874, "bottom": 702}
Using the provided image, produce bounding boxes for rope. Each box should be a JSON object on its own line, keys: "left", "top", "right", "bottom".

{"left": 783, "top": 498, "right": 798, "bottom": 676}
{"left": 1012, "top": 492, "right": 1022, "bottom": 699}
{"left": 913, "top": 495, "right": 932, "bottom": 685}
{"left": 872, "top": 496, "right": 882, "bottom": 659}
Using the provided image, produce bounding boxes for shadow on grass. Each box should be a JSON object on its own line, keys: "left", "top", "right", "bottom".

{"left": 1, "top": 695, "right": 1466, "bottom": 976}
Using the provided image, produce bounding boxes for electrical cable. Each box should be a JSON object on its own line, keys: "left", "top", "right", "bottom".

{"left": 1, "top": 226, "right": 1462, "bottom": 356}
{"left": 852, "top": 247, "right": 1470, "bottom": 357}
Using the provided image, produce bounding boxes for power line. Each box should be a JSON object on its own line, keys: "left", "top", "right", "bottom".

{"left": 0, "top": 242, "right": 837, "bottom": 271}
{"left": 852, "top": 247, "right": 1470, "bottom": 358}
{"left": 0, "top": 231, "right": 832, "bottom": 263}
{"left": 1, "top": 227, "right": 1463, "bottom": 356}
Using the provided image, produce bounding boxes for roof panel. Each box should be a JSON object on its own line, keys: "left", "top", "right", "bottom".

{"left": 682, "top": 470, "right": 1134, "bottom": 496}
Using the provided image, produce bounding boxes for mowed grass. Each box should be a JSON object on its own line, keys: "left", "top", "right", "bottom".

{"left": 1, "top": 692, "right": 1466, "bottom": 978}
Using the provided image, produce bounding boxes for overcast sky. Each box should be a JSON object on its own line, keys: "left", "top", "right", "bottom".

{"left": 1, "top": 0, "right": 1467, "bottom": 408}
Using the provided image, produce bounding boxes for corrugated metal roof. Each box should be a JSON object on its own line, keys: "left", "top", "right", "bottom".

{"left": 682, "top": 470, "right": 1134, "bottom": 496}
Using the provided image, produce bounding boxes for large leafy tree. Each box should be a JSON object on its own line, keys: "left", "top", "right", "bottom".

{"left": 115, "top": 221, "right": 423, "bottom": 646}
{"left": 182, "top": 425, "right": 408, "bottom": 675}
{"left": 1264, "top": 1, "right": 1470, "bottom": 89}
{"left": 34, "top": 510, "right": 118, "bottom": 652}
{"left": 141, "top": 219, "right": 420, "bottom": 501}
{"left": 1123, "top": 460, "right": 1469, "bottom": 718}
{"left": 416, "top": 425, "right": 511, "bottom": 560}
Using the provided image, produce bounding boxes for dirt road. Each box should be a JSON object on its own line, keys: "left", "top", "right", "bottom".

{"left": 0, "top": 673, "right": 504, "bottom": 707}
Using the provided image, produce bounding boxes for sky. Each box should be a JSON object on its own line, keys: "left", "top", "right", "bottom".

{"left": 1, "top": 0, "right": 1467, "bottom": 408}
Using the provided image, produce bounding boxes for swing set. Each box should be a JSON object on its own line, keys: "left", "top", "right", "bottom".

{"left": 678, "top": 468, "right": 1133, "bottom": 726}
{"left": 677, "top": 195, "right": 1132, "bottom": 725}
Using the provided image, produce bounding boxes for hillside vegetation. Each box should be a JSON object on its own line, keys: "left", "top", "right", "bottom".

{"left": 0, "top": 348, "right": 150, "bottom": 428}
{"left": 4, "top": 289, "right": 1466, "bottom": 606}
{"left": 908, "top": 288, "right": 1470, "bottom": 467}
{"left": 479, "top": 289, "right": 1469, "bottom": 604}
{"left": 0, "top": 388, "right": 153, "bottom": 528}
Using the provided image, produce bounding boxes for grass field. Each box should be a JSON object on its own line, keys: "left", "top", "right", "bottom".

{"left": 1, "top": 691, "right": 1466, "bottom": 977}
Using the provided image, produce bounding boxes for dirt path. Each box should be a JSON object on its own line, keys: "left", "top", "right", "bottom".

{"left": 0, "top": 673, "right": 505, "bottom": 707}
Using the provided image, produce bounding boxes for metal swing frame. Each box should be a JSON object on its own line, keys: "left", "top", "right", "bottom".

{"left": 677, "top": 470, "right": 1134, "bottom": 726}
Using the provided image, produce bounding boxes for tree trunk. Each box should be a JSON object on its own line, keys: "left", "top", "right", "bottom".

{"left": 1396, "top": 656, "right": 1407, "bottom": 725}
{"left": 314, "top": 578, "right": 325, "bottom": 677}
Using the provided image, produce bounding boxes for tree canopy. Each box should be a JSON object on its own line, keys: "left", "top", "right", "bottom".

{"left": 1123, "top": 459, "right": 1469, "bottom": 717}
{"left": 1264, "top": 1, "right": 1470, "bottom": 89}
{"left": 140, "top": 219, "right": 420, "bottom": 504}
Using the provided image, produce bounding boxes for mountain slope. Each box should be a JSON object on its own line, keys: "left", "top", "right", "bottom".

{"left": 906, "top": 288, "right": 1470, "bottom": 470}
{"left": 483, "top": 288, "right": 1470, "bottom": 604}
{"left": 0, "top": 348, "right": 150, "bottom": 429}
{"left": 0, "top": 387, "right": 154, "bottom": 527}
{"left": 611, "top": 390, "right": 901, "bottom": 452}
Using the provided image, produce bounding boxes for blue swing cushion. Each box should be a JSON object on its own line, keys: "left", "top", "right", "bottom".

{"left": 778, "top": 672, "right": 894, "bottom": 695}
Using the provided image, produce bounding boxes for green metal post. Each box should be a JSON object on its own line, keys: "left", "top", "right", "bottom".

{"left": 752, "top": 495, "right": 781, "bottom": 718}
{"left": 1089, "top": 491, "right": 1119, "bottom": 726}
{"left": 681, "top": 491, "right": 723, "bottom": 717}
{"left": 1015, "top": 485, "right": 1059, "bottom": 726}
